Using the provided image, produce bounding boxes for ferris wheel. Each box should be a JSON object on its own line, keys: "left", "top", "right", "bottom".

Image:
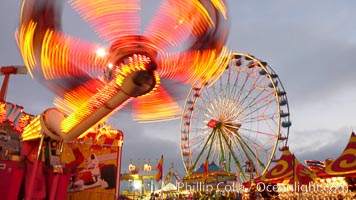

{"left": 180, "top": 53, "right": 291, "bottom": 181}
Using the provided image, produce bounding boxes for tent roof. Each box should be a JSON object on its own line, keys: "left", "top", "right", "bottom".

{"left": 194, "top": 161, "right": 222, "bottom": 173}
{"left": 318, "top": 132, "right": 356, "bottom": 178}
{"left": 254, "top": 146, "right": 316, "bottom": 185}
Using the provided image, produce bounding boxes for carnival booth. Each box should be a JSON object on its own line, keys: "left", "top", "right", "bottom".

{"left": 182, "top": 161, "right": 241, "bottom": 199}
{"left": 254, "top": 146, "right": 317, "bottom": 185}
{"left": 0, "top": 102, "right": 34, "bottom": 200}
{"left": 317, "top": 132, "right": 356, "bottom": 179}
{"left": 21, "top": 122, "right": 123, "bottom": 200}
{"left": 63, "top": 125, "right": 123, "bottom": 200}
{"left": 315, "top": 132, "right": 356, "bottom": 198}
{"left": 251, "top": 146, "right": 317, "bottom": 199}
{"left": 0, "top": 66, "right": 35, "bottom": 200}
{"left": 183, "top": 161, "right": 237, "bottom": 189}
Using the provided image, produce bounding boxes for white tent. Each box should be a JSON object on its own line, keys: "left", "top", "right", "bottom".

{"left": 162, "top": 183, "right": 177, "bottom": 191}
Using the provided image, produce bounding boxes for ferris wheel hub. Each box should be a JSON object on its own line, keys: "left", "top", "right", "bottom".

{"left": 207, "top": 119, "right": 220, "bottom": 128}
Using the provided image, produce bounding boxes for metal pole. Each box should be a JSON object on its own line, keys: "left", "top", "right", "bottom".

{"left": 151, "top": 178, "right": 153, "bottom": 193}
{"left": 0, "top": 73, "right": 10, "bottom": 101}
{"left": 49, "top": 141, "right": 64, "bottom": 200}
{"left": 292, "top": 153, "right": 294, "bottom": 184}
{"left": 26, "top": 133, "right": 45, "bottom": 200}
{"left": 115, "top": 134, "right": 124, "bottom": 200}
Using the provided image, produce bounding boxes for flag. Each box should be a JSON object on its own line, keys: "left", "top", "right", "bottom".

{"left": 156, "top": 155, "right": 163, "bottom": 182}
{"left": 304, "top": 160, "right": 325, "bottom": 168}
{"left": 304, "top": 159, "right": 325, "bottom": 172}
{"left": 202, "top": 157, "right": 209, "bottom": 183}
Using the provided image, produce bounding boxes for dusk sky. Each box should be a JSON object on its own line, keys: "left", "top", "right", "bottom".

{"left": 1, "top": 0, "right": 355, "bottom": 178}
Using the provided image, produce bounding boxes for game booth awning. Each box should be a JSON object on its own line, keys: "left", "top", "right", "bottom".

{"left": 317, "top": 132, "right": 356, "bottom": 178}
{"left": 252, "top": 146, "right": 317, "bottom": 185}
{"left": 183, "top": 161, "right": 237, "bottom": 186}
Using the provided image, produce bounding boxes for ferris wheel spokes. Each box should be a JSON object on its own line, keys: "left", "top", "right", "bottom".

{"left": 180, "top": 53, "right": 291, "bottom": 182}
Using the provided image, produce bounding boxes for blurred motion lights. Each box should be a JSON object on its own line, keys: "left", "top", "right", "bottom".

{"left": 17, "top": 0, "right": 230, "bottom": 140}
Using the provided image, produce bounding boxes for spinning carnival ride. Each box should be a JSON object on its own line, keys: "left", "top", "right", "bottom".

{"left": 17, "top": 0, "right": 230, "bottom": 141}
{"left": 16, "top": 0, "right": 230, "bottom": 199}
{"left": 180, "top": 53, "right": 291, "bottom": 181}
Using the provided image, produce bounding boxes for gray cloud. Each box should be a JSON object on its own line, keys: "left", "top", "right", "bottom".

{"left": 228, "top": 1, "right": 356, "bottom": 105}
{"left": 5, "top": 76, "right": 55, "bottom": 114}
{"left": 288, "top": 127, "right": 353, "bottom": 162}
{"left": 115, "top": 117, "right": 185, "bottom": 175}
{"left": 0, "top": 1, "right": 22, "bottom": 65}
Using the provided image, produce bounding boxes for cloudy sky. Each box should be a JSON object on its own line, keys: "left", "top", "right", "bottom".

{"left": 1, "top": 0, "right": 355, "bottom": 177}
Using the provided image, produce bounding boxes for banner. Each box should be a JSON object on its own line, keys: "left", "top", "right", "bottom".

{"left": 156, "top": 155, "right": 163, "bottom": 182}
{"left": 202, "top": 158, "right": 209, "bottom": 183}
{"left": 61, "top": 126, "right": 123, "bottom": 199}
